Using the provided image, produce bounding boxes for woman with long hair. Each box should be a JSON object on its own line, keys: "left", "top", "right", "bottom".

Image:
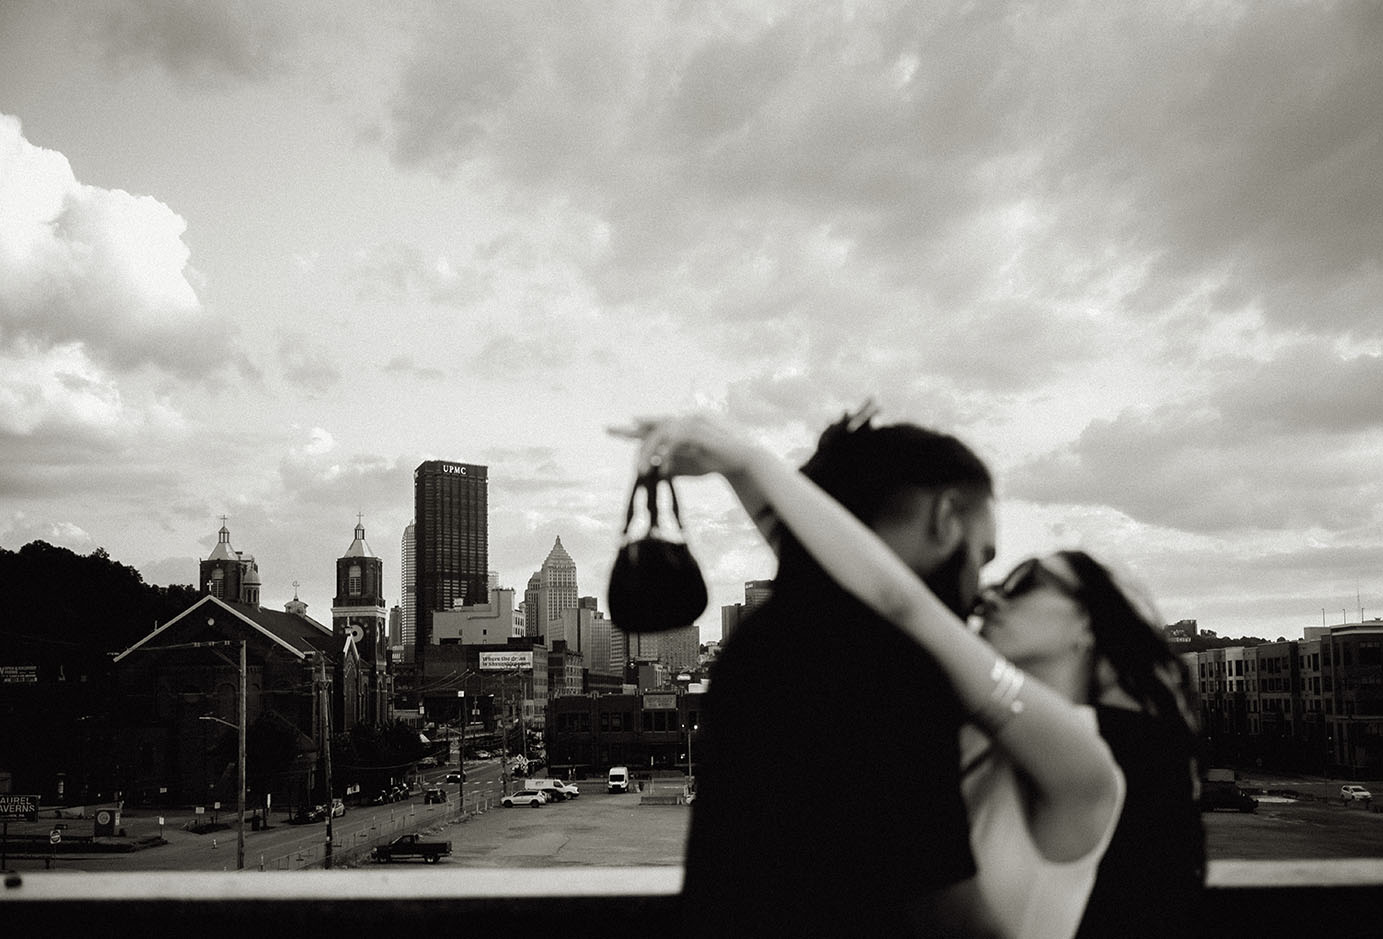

{"left": 976, "top": 550, "right": 1204, "bottom": 937}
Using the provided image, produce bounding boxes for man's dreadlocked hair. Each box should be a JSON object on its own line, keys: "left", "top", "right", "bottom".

{"left": 770, "top": 403, "right": 993, "bottom": 591}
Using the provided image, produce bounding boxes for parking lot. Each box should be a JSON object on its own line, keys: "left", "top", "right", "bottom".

{"left": 427, "top": 788, "right": 692, "bottom": 868}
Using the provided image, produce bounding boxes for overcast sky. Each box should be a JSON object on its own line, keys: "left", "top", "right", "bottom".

{"left": 2, "top": 1, "right": 1380, "bottom": 645}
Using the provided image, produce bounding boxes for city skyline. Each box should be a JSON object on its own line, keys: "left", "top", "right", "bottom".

{"left": 3, "top": 4, "right": 1382, "bottom": 645}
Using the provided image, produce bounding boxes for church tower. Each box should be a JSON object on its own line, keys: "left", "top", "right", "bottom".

{"left": 332, "top": 516, "right": 389, "bottom": 723}
{"left": 199, "top": 520, "right": 261, "bottom": 606}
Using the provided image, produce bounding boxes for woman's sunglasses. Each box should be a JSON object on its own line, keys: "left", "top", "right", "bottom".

{"left": 994, "top": 557, "right": 1083, "bottom": 602}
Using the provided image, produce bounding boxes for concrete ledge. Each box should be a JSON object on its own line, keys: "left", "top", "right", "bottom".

{"left": 638, "top": 794, "right": 685, "bottom": 805}
{"left": 5, "top": 862, "right": 1383, "bottom": 938}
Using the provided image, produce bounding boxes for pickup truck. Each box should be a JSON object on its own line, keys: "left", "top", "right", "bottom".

{"left": 371, "top": 833, "right": 452, "bottom": 864}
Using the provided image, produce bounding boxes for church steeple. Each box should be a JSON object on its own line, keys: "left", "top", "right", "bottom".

{"left": 199, "top": 517, "right": 260, "bottom": 605}
{"left": 331, "top": 514, "right": 389, "bottom": 724}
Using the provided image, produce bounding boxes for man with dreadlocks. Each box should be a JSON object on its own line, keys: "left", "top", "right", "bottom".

{"left": 629, "top": 405, "right": 1004, "bottom": 937}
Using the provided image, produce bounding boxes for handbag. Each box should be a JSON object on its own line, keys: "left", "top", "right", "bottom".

{"left": 607, "top": 471, "right": 708, "bottom": 633}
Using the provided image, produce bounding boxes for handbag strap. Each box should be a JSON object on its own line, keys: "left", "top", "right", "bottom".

{"left": 621, "top": 472, "right": 685, "bottom": 537}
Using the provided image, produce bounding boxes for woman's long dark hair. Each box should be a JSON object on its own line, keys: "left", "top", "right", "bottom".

{"left": 1059, "top": 550, "right": 1200, "bottom": 744}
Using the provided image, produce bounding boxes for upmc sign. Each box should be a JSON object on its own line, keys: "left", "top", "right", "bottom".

{"left": 0, "top": 793, "right": 40, "bottom": 820}
{"left": 440, "top": 464, "right": 468, "bottom": 475}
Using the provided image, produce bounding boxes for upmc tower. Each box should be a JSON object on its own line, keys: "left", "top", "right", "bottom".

{"left": 413, "top": 460, "right": 488, "bottom": 668}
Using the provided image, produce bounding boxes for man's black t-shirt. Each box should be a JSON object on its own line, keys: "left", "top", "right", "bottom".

{"left": 681, "top": 585, "right": 975, "bottom": 936}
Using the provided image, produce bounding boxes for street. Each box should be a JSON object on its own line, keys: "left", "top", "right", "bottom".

{"left": 5, "top": 767, "right": 1381, "bottom": 873}
{"left": 2, "top": 759, "right": 510, "bottom": 872}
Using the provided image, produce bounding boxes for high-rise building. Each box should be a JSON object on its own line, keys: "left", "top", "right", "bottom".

{"left": 413, "top": 460, "right": 488, "bottom": 669}
{"left": 585, "top": 601, "right": 616, "bottom": 676}
{"left": 721, "top": 603, "right": 743, "bottom": 643}
{"left": 524, "top": 571, "right": 542, "bottom": 637}
{"left": 657, "top": 622, "right": 700, "bottom": 673}
{"left": 744, "top": 579, "right": 773, "bottom": 615}
{"left": 401, "top": 521, "right": 416, "bottom": 651}
{"left": 526, "top": 536, "right": 578, "bottom": 642}
{"left": 556, "top": 596, "right": 608, "bottom": 659}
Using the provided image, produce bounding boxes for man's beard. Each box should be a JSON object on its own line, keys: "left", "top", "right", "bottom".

{"left": 923, "top": 542, "right": 971, "bottom": 620}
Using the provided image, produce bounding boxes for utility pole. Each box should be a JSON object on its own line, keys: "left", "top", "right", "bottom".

{"left": 518, "top": 671, "right": 529, "bottom": 760}
{"left": 319, "top": 656, "right": 334, "bottom": 869}
{"left": 237, "top": 640, "right": 246, "bottom": 872}
{"left": 499, "top": 675, "right": 510, "bottom": 796}
{"left": 458, "top": 690, "right": 466, "bottom": 811}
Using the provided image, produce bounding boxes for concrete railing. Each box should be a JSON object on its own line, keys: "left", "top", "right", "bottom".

{"left": 4, "top": 860, "right": 1383, "bottom": 938}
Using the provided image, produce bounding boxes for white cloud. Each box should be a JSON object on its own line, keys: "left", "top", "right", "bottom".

{"left": 0, "top": 511, "right": 94, "bottom": 552}
{"left": 0, "top": 114, "right": 228, "bottom": 375}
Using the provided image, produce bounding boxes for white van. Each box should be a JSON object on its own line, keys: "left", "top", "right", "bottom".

{"left": 608, "top": 765, "right": 630, "bottom": 794}
{"left": 522, "top": 779, "right": 570, "bottom": 802}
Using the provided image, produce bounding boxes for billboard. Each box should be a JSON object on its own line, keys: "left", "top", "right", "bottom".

{"left": 642, "top": 693, "right": 678, "bottom": 710}
{"left": 0, "top": 665, "right": 37, "bottom": 684}
{"left": 479, "top": 651, "right": 533, "bottom": 671}
{"left": 0, "top": 793, "right": 40, "bottom": 820}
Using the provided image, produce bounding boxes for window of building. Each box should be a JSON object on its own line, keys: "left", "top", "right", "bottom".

{"left": 348, "top": 564, "right": 362, "bottom": 597}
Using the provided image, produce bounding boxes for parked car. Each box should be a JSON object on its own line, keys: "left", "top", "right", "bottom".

{"left": 1341, "top": 785, "right": 1373, "bottom": 802}
{"left": 608, "top": 765, "right": 630, "bottom": 794}
{"left": 371, "top": 833, "right": 452, "bottom": 864}
{"left": 474, "top": 750, "right": 493, "bottom": 759}
{"left": 418, "top": 756, "right": 438, "bottom": 768}
{"left": 502, "top": 789, "right": 548, "bottom": 808}
{"left": 288, "top": 805, "right": 325, "bottom": 824}
{"left": 329, "top": 798, "right": 346, "bottom": 817}
{"left": 554, "top": 780, "right": 580, "bottom": 799}
{"left": 391, "top": 784, "right": 409, "bottom": 802}
{"left": 423, "top": 787, "right": 447, "bottom": 804}
{"left": 444, "top": 771, "right": 464, "bottom": 784}
{"left": 1200, "top": 783, "right": 1257, "bottom": 813}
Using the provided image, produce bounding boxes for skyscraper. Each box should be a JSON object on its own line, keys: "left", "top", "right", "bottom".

{"left": 413, "top": 460, "right": 488, "bottom": 668}
{"left": 744, "top": 579, "right": 773, "bottom": 615}
{"left": 401, "top": 520, "right": 416, "bottom": 653}
{"left": 658, "top": 622, "right": 700, "bottom": 673}
{"left": 529, "top": 536, "right": 578, "bottom": 641}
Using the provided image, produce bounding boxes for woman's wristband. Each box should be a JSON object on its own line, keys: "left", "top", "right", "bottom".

{"left": 972, "top": 656, "right": 1027, "bottom": 732}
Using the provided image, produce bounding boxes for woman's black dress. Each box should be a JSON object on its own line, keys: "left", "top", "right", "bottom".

{"left": 1074, "top": 706, "right": 1206, "bottom": 939}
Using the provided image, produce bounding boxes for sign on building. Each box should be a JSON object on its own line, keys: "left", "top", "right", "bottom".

{"left": 642, "top": 693, "right": 678, "bottom": 710}
{"left": 0, "top": 793, "right": 40, "bottom": 820}
{"left": 0, "top": 665, "right": 38, "bottom": 684}
{"left": 480, "top": 650, "right": 533, "bottom": 671}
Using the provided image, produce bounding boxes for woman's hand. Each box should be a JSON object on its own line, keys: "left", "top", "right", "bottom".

{"left": 607, "top": 414, "right": 761, "bottom": 480}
